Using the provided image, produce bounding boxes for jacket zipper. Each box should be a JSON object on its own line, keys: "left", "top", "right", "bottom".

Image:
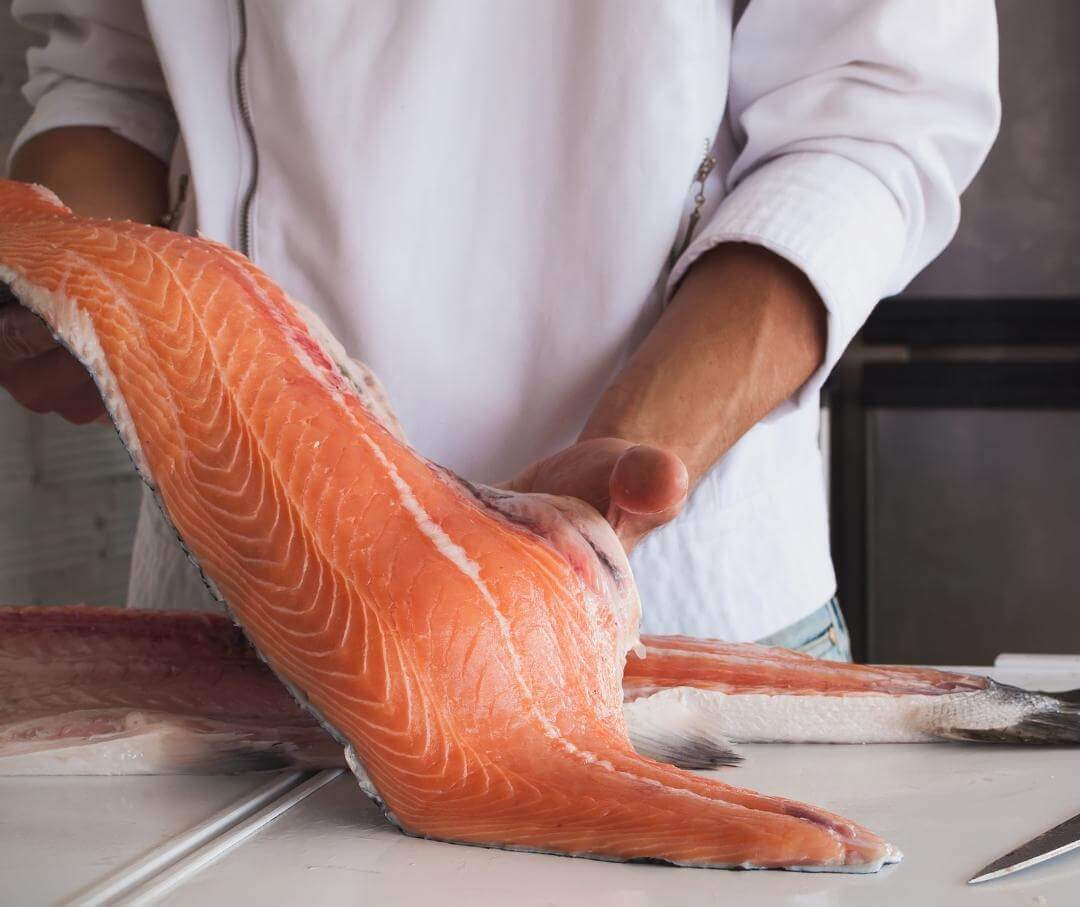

{"left": 234, "top": 0, "right": 259, "bottom": 258}
{"left": 668, "top": 142, "right": 717, "bottom": 269}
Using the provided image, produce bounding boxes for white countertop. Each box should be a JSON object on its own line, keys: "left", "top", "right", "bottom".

{"left": 4, "top": 665, "right": 1079, "bottom": 906}
{"left": 0, "top": 772, "right": 297, "bottom": 906}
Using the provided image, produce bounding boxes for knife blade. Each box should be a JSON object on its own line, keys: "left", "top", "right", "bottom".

{"left": 969, "top": 811, "right": 1080, "bottom": 884}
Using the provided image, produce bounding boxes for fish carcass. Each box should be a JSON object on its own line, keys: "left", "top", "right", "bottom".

{"left": 4, "top": 606, "right": 1076, "bottom": 777}
{"left": 0, "top": 178, "right": 927, "bottom": 872}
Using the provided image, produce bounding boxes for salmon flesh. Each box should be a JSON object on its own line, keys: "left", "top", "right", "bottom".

{"left": 0, "top": 179, "right": 926, "bottom": 871}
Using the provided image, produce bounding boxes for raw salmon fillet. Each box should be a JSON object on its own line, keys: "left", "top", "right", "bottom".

{"left": 0, "top": 179, "right": 897, "bottom": 871}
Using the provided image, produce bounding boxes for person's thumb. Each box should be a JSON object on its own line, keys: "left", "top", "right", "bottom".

{"left": 605, "top": 445, "right": 688, "bottom": 550}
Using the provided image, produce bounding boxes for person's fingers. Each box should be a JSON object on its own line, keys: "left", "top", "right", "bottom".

{"left": 0, "top": 304, "right": 57, "bottom": 363}
{"left": 608, "top": 444, "right": 688, "bottom": 516}
{"left": 53, "top": 379, "right": 107, "bottom": 425}
{"left": 0, "top": 346, "right": 95, "bottom": 415}
{"left": 605, "top": 445, "right": 688, "bottom": 551}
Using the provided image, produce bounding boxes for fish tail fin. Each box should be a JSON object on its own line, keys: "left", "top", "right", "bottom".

{"left": 623, "top": 694, "right": 742, "bottom": 769}
{"left": 939, "top": 683, "right": 1080, "bottom": 745}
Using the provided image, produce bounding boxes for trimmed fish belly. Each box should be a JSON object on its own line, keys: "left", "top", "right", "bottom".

{"left": 0, "top": 180, "right": 897, "bottom": 871}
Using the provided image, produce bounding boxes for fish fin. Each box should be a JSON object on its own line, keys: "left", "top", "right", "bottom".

{"left": 623, "top": 693, "right": 742, "bottom": 769}
{"left": 939, "top": 682, "right": 1080, "bottom": 745}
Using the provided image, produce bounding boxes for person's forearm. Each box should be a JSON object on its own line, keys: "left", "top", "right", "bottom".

{"left": 9, "top": 127, "right": 167, "bottom": 223}
{"left": 580, "top": 243, "right": 827, "bottom": 488}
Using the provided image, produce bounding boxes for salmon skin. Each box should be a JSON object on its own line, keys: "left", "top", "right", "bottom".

{"left": 0, "top": 179, "right": 898, "bottom": 872}
{"left": 4, "top": 607, "right": 1076, "bottom": 777}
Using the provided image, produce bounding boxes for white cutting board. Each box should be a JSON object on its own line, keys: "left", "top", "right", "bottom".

{"left": 137, "top": 665, "right": 1080, "bottom": 907}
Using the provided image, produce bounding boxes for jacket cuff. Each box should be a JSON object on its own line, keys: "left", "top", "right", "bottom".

{"left": 666, "top": 151, "right": 907, "bottom": 401}
{"left": 7, "top": 78, "right": 178, "bottom": 171}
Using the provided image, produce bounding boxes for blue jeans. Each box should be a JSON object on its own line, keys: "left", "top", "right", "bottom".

{"left": 755, "top": 597, "right": 853, "bottom": 662}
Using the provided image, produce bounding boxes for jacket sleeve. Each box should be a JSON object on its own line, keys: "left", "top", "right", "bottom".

{"left": 9, "top": 0, "right": 177, "bottom": 167}
{"left": 669, "top": 0, "right": 1000, "bottom": 400}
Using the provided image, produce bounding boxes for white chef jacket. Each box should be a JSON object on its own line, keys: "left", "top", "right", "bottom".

{"left": 10, "top": 0, "right": 999, "bottom": 640}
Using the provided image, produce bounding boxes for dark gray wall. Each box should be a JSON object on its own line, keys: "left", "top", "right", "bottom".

{"left": 907, "top": 0, "right": 1080, "bottom": 298}
{"left": 868, "top": 410, "right": 1080, "bottom": 665}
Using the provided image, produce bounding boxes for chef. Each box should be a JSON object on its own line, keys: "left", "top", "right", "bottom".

{"left": 0, "top": 1, "right": 999, "bottom": 658}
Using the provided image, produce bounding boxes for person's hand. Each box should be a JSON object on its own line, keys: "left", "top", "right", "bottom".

{"left": 501, "top": 437, "right": 689, "bottom": 552}
{"left": 0, "top": 301, "right": 105, "bottom": 424}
